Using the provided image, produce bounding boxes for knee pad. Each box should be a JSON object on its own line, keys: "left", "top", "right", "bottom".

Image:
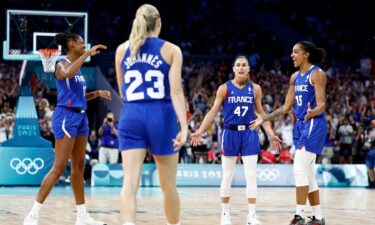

{"left": 245, "top": 185, "right": 257, "bottom": 199}
{"left": 244, "top": 170, "right": 257, "bottom": 198}
{"left": 293, "top": 163, "right": 309, "bottom": 187}
{"left": 220, "top": 157, "right": 236, "bottom": 197}
{"left": 220, "top": 171, "right": 235, "bottom": 197}
{"left": 220, "top": 184, "right": 231, "bottom": 197}
{"left": 308, "top": 174, "right": 319, "bottom": 193}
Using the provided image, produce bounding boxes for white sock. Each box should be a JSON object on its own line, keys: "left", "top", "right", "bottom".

{"left": 122, "top": 223, "right": 135, "bottom": 225}
{"left": 312, "top": 205, "right": 322, "bottom": 220}
{"left": 221, "top": 203, "right": 229, "bottom": 213}
{"left": 296, "top": 204, "right": 305, "bottom": 217}
{"left": 30, "top": 201, "right": 43, "bottom": 216}
{"left": 248, "top": 203, "right": 256, "bottom": 217}
{"left": 76, "top": 204, "right": 87, "bottom": 218}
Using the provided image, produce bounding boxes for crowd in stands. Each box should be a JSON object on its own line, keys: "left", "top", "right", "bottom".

{"left": 1, "top": 0, "right": 374, "bottom": 167}
{"left": 1, "top": 55, "right": 375, "bottom": 167}
{"left": 0, "top": 62, "right": 19, "bottom": 143}
{"left": 5, "top": 0, "right": 374, "bottom": 66}
{"left": 253, "top": 0, "right": 375, "bottom": 64}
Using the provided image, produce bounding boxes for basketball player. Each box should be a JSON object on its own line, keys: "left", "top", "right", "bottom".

{"left": 191, "top": 56, "right": 280, "bottom": 225}
{"left": 24, "top": 32, "right": 110, "bottom": 225}
{"left": 250, "top": 41, "right": 327, "bottom": 225}
{"left": 115, "top": 4, "right": 188, "bottom": 225}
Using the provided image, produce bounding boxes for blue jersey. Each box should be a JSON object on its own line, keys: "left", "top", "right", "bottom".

{"left": 293, "top": 65, "right": 324, "bottom": 120}
{"left": 55, "top": 58, "right": 87, "bottom": 110}
{"left": 293, "top": 65, "right": 327, "bottom": 155}
{"left": 222, "top": 81, "right": 255, "bottom": 126}
{"left": 118, "top": 38, "right": 178, "bottom": 155}
{"left": 121, "top": 37, "right": 171, "bottom": 102}
{"left": 220, "top": 81, "right": 259, "bottom": 156}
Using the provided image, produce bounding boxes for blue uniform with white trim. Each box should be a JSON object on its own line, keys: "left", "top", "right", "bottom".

{"left": 118, "top": 37, "right": 178, "bottom": 155}
{"left": 51, "top": 58, "right": 89, "bottom": 139}
{"left": 293, "top": 65, "right": 327, "bottom": 155}
{"left": 220, "top": 81, "right": 260, "bottom": 156}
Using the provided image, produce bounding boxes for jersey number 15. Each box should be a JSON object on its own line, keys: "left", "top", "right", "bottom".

{"left": 124, "top": 70, "right": 165, "bottom": 101}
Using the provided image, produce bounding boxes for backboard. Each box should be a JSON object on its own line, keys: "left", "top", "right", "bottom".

{"left": 3, "top": 9, "right": 90, "bottom": 61}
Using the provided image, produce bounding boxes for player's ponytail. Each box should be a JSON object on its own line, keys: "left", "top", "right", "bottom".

{"left": 313, "top": 47, "right": 326, "bottom": 64}
{"left": 129, "top": 4, "right": 160, "bottom": 58}
{"left": 54, "top": 32, "right": 80, "bottom": 51}
{"left": 54, "top": 33, "right": 66, "bottom": 47}
{"left": 298, "top": 41, "right": 326, "bottom": 65}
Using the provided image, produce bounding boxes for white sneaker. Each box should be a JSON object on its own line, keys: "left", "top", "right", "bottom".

{"left": 23, "top": 214, "right": 38, "bottom": 225}
{"left": 246, "top": 214, "right": 261, "bottom": 225}
{"left": 75, "top": 213, "right": 106, "bottom": 225}
{"left": 221, "top": 211, "right": 231, "bottom": 225}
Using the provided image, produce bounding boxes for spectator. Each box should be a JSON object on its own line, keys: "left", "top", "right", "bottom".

{"left": 39, "top": 117, "right": 54, "bottom": 144}
{"left": 275, "top": 114, "right": 294, "bottom": 148}
{"left": 338, "top": 118, "right": 354, "bottom": 164}
{"left": 260, "top": 148, "right": 277, "bottom": 164}
{"left": 88, "top": 130, "right": 99, "bottom": 161}
{"left": 318, "top": 119, "right": 335, "bottom": 164}
{"left": 191, "top": 122, "right": 210, "bottom": 163}
{"left": 98, "top": 112, "right": 119, "bottom": 164}
{"left": 0, "top": 114, "right": 8, "bottom": 142}
{"left": 278, "top": 142, "right": 293, "bottom": 164}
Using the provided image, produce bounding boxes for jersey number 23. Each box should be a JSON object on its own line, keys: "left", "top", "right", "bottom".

{"left": 124, "top": 70, "right": 165, "bottom": 101}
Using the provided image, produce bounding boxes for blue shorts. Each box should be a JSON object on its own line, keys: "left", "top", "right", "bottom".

{"left": 293, "top": 116, "right": 327, "bottom": 155}
{"left": 118, "top": 101, "right": 178, "bottom": 156}
{"left": 366, "top": 149, "right": 375, "bottom": 168}
{"left": 220, "top": 129, "right": 260, "bottom": 156}
{"left": 51, "top": 106, "right": 89, "bottom": 139}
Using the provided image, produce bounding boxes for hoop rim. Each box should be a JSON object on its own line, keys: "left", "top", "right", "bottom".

{"left": 38, "top": 48, "right": 61, "bottom": 58}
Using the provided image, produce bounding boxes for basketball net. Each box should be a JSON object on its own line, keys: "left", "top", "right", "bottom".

{"left": 38, "top": 49, "right": 61, "bottom": 72}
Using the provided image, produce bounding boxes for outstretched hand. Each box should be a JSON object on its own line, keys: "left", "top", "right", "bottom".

{"left": 88, "top": 44, "right": 107, "bottom": 56}
{"left": 98, "top": 90, "right": 111, "bottom": 100}
{"left": 173, "top": 130, "right": 188, "bottom": 151}
{"left": 190, "top": 131, "right": 202, "bottom": 146}
{"left": 249, "top": 112, "right": 264, "bottom": 130}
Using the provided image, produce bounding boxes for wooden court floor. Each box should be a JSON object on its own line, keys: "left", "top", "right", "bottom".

{"left": 0, "top": 187, "right": 374, "bottom": 224}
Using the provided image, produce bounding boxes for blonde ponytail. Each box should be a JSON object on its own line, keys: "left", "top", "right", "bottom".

{"left": 129, "top": 4, "right": 160, "bottom": 58}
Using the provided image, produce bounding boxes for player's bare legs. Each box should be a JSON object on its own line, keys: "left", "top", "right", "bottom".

{"left": 308, "top": 190, "right": 320, "bottom": 205}
{"left": 120, "top": 149, "right": 147, "bottom": 224}
{"left": 71, "top": 135, "right": 106, "bottom": 225}
{"left": 296, "top": 186, "right": 309, "bottom": 206}
{"left": 70, "top": 135, "right": 87, "bottom": 205}
{"left": 24, "top": 136, "right": 75, "bottom": 225}
{"left": 36, "top": 136, "right": 75, "bottom": 203}
{"left": 154, "top": 153, "right": 180, "bottom": 225}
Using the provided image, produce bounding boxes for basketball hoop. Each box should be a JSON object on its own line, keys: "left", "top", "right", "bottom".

{"left": 37, "top": 49, "right": 61, "bottom": 72}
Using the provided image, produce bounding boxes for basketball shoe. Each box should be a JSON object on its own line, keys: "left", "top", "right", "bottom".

{"left": 289, "top": 215, "right": 305, "bottom": 225}
{"left": 306, "top": 216, "right": 325, "bottom": 225}
{"left": 23, "top": 214, "right": 38, "bottom": 225}
{"left": 246, "top": 214, "right": 261, "bottom": 225}
{"left": 76, "top": 213, "right": 106, "bottom": 225}
{"left": 221, "top": 211, "right": 231, "bottom": 225}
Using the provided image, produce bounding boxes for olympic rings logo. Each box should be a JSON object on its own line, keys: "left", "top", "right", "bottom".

{"left": 10, "top": 158, "right": 44, "bottom": 175}
{"left": 256, "top": 168, "right": 280, "bottom": 181}
{"left": 9, "top": 49, "right": 22, "bottom": 55}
